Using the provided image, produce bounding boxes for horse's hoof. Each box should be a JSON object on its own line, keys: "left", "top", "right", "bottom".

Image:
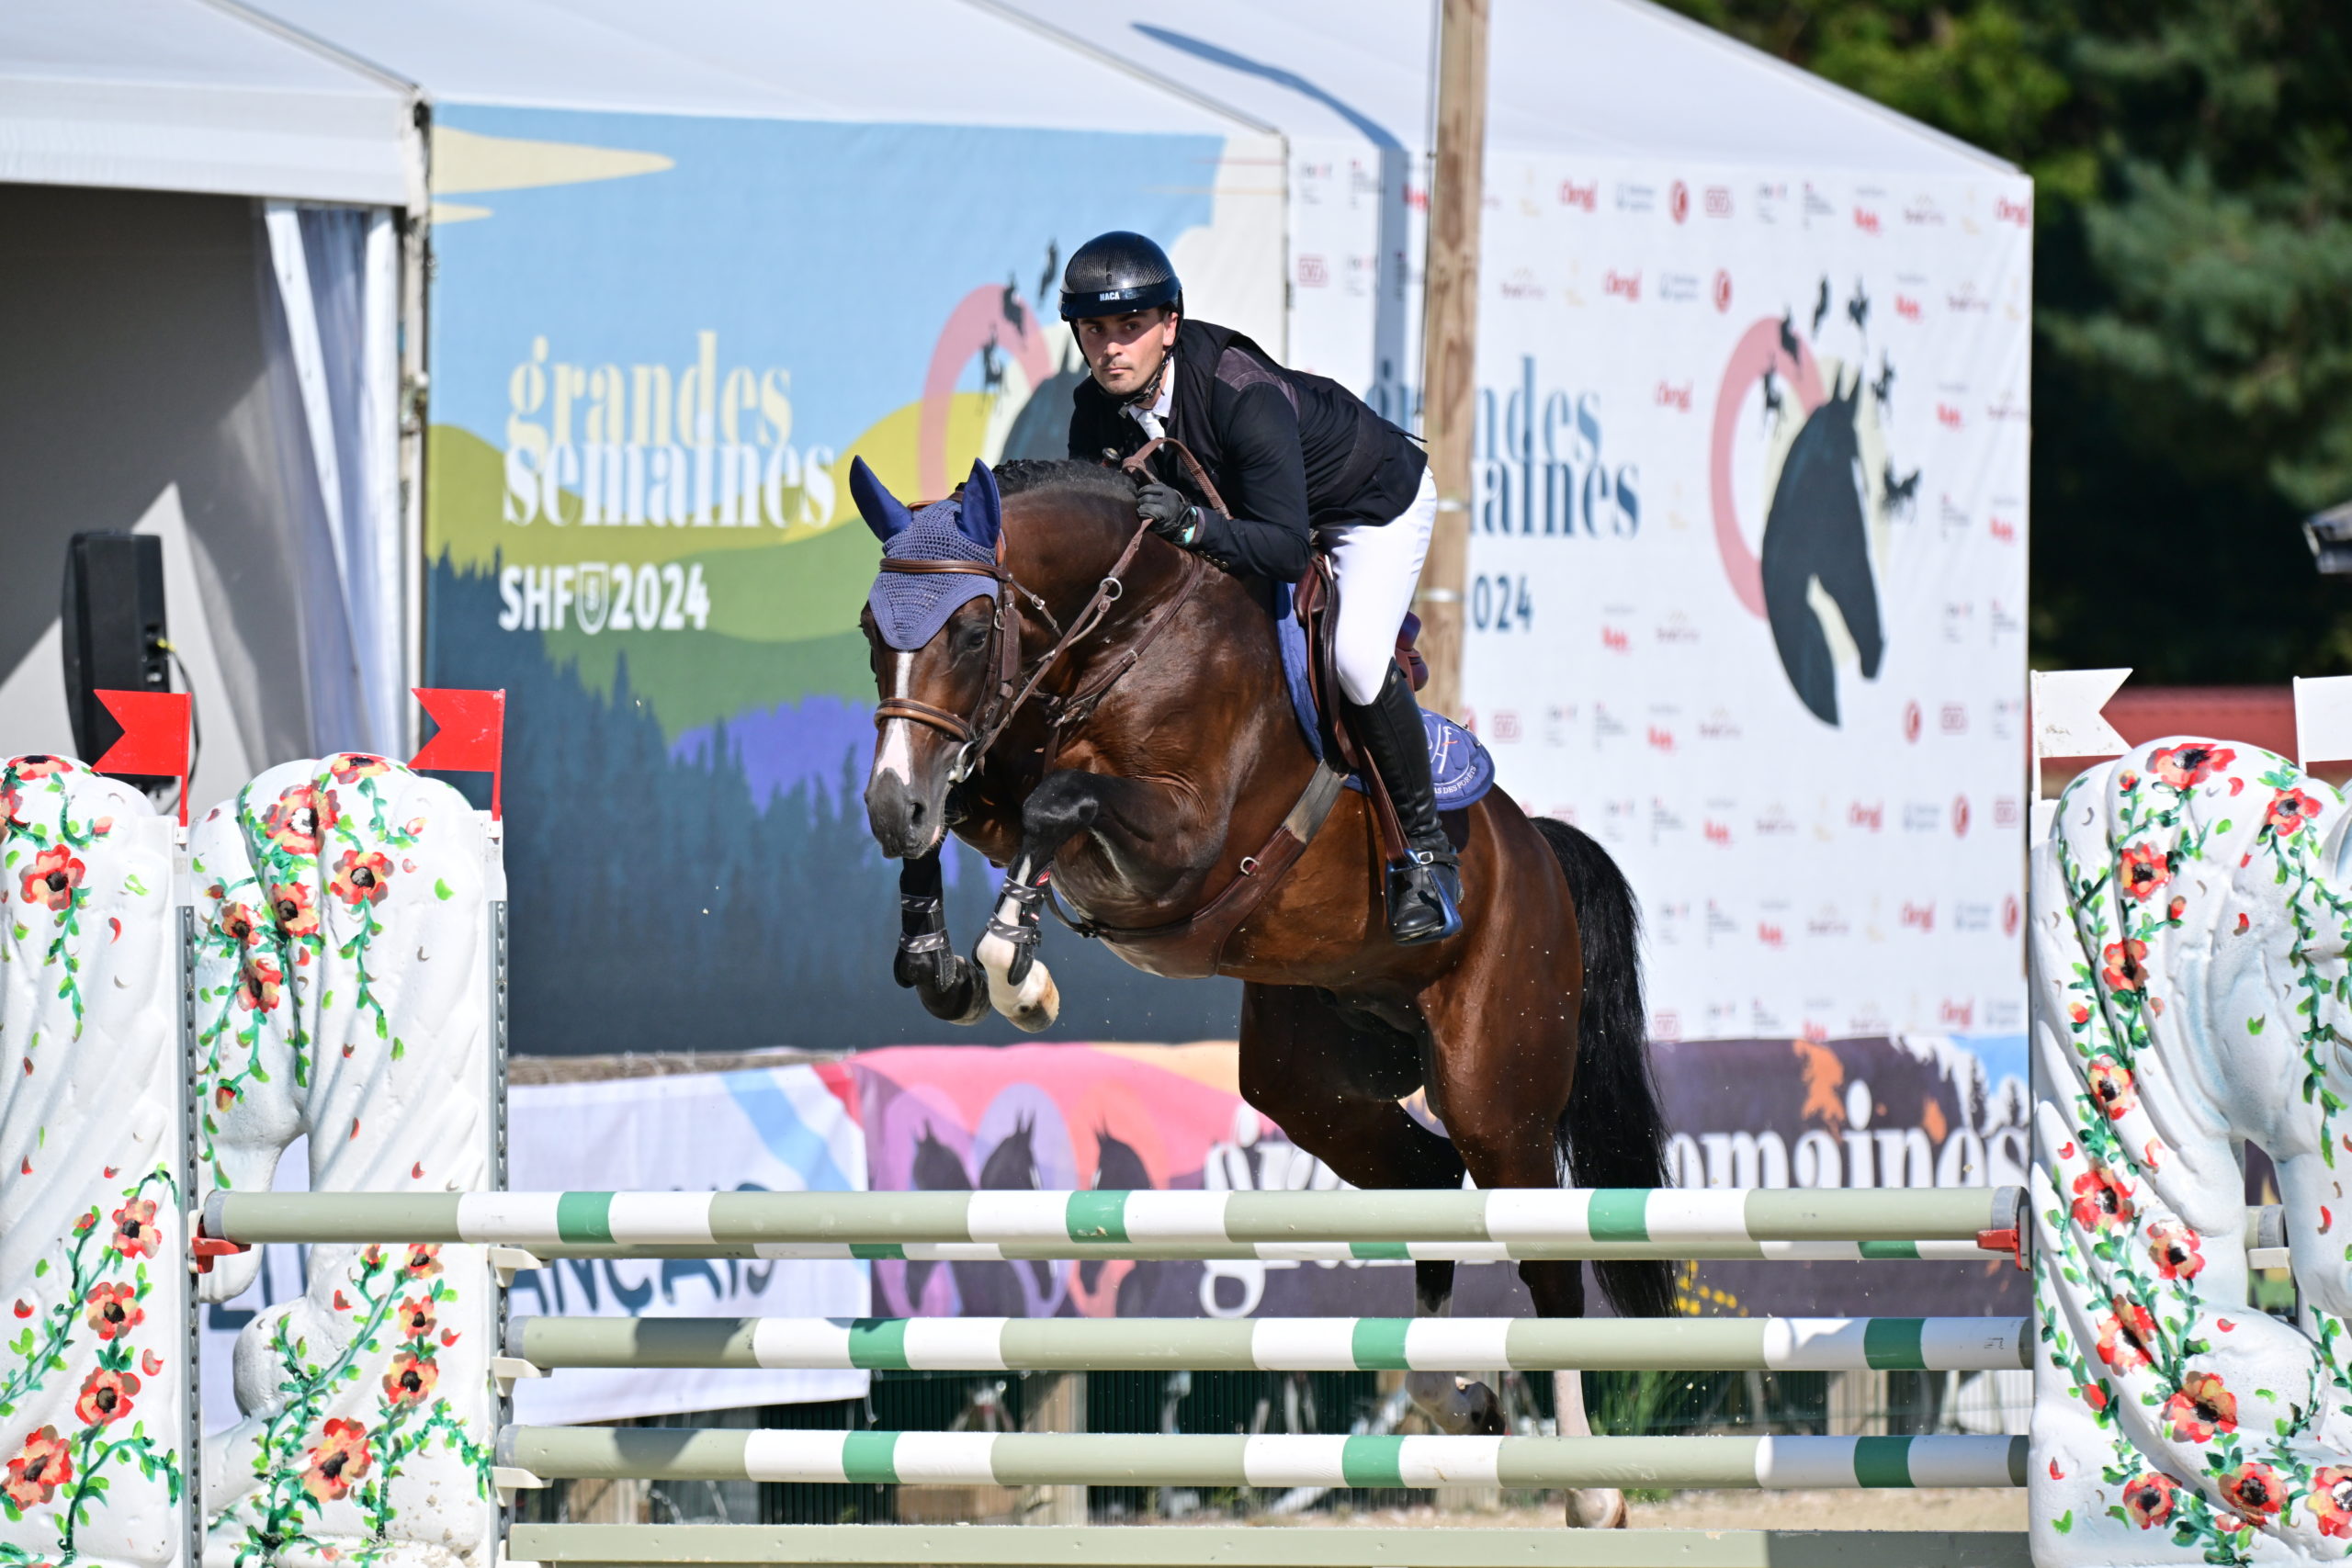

{"left": 1006, "top": 967, "right": 1059, "bottom": 1032}
{"left": 1460, "top": 1379, "right": 1506, "bottom": 1437}
{"left": 1406, "top": 1373, "right": 1506, "bottom": 1437}
{"left": 1563, "top": 1487, "right": 1628, "bottom": 1529}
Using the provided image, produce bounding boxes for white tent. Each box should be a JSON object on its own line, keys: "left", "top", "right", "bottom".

{"left": 0, "top": 0, "right": 419, "bottom": 206}
{"left": 0, "top": 0, "right": 423, "bottom": 809}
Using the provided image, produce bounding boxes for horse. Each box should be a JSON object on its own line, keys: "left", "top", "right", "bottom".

{"left": 854, "top": 454, "right": 1672, "bottom": 1529}
{"left": 2031, "top": 739, "right": 2352, "bottom": 1564}
{"left": 1759, "top": 368, "right": 1884, "bottom": 727}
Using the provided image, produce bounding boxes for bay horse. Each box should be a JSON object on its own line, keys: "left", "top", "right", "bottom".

{"left": 856, "top": 456, "right": 1671, "bottom": 1528}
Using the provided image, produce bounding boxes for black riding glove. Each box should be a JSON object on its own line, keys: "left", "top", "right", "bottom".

{"left": 1136, "top": 481, "right": 1206, "bottom": 550}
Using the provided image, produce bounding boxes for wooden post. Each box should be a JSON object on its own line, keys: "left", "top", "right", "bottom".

{"left": 1414, "top": 0, "right": 1489, "bottom": 720}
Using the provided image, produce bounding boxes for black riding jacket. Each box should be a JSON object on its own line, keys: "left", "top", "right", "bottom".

{"left": 1067, "top": 318, "right": 1426, "bottom": 582}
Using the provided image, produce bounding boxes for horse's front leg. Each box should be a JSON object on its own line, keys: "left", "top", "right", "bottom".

{"left": 895, "top": 847, "right": 988, "bottom": 1024}
{"left": 974, "top": 769, "right": 1111, "bottom": 1031}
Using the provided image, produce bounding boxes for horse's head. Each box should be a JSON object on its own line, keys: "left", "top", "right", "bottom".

{"left": 855, "top": 456, "right": 1009, "bottom": 858}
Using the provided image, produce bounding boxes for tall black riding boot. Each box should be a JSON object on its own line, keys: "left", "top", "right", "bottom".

{"left": 1345, "top": 664, "right": 1464, "bottom": 945}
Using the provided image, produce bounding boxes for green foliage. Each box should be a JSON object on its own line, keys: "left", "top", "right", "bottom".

{"left": 1659, "top": 0, "right": 2352, "bottom": 680}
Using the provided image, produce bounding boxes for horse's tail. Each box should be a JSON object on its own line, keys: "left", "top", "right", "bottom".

{"left": 1532, "top": 816, "right": 1677, "bottom": 1320}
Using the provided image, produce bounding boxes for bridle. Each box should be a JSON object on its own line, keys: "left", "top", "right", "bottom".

{"left": 870, "top": 439, "right": 1221, "bottom": 783}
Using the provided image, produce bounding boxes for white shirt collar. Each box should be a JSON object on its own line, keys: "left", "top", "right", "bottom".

{"left": 1122, "top": 355, "right": 1175, "bottom": 439}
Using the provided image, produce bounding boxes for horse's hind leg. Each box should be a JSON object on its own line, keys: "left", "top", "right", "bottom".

{"left": 1234, "top": 985, "right": 1501, "bottom": 1436}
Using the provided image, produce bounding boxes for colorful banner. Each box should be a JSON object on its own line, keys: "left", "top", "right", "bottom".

{"left": 1462, "top": 159, "right": 2034, "bottom": 1043}
{"left": 421, "top": 107, "right": 1283, "bottom": 1055}
{"left": 848, "top": 1036, "right": 2030, "bottom": 1324}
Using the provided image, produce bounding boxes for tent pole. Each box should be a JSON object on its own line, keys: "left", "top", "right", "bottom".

{"left": 1414, "top": 0, "right": 1488, "bottom": 721}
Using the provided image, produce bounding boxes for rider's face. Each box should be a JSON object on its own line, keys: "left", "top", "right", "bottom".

{"left": 1076, "top": 309, "right": 1178, "bottom": 399}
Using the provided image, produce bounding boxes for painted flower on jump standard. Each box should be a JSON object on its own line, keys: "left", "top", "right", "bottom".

{"left": 2219, "top": 1461, "right": 2286, "bottom": 1522}
{"left": 330, "top": 849, "right": 394, "bottom": 908}
{"left": 74, "top": 1366, "right": 140, "bottom": 1427}
{"left": 109, "top": 1197, "right": 160, "bottom": 1259}
{"left": 84, "top": 1280, "right": 143, "bottom": 1339}
{"left": 2118, "top": 842, "right": 2170, "bottom": 901}
{"left": 2096, "top": 1294, "right": 2157, "bottom": 1372}
{"left": 2150, "top": 743, "right": 2234, "bottom": 791}
{"left": 2145, "top": 1220, "right": 2205, "bottom": 1281}
{"left": 383, "top": 1348, "right": 439, "bottom": 1406}
{"left": 2071, "top": 1165, "right": 2136, "bottom": 1231}
{"left": 4, "top": 1427, "right": 73, "bottom": 1509}
{"left": 2087, "top": 1056, "right": 2137, "bottom": 1119}
{"left": 2120, "top": 1471, "right": 2177, "bottom": 1529}
{"left": 2312, "top": 1467, "right": 2352, "bottom": 1537}
{"left": 18, "top": 844, "right": 84, "bottom": 913}
{"left": 301, "top": 1418, "right": 372, "bottom": 1504}
{"left": 2265, "top": 787, "right": 2321, "bottom": 837}
{"left": 2100, "top": 938, "right": 2148, "bottom": 993}
{"left": 237, "top": 954, "right": 285, "bottom": 1013}
{"left": 270, "top": 879, "right": 321, "bottom": 939}
{"left": 2162, "top": 1371, "right": 2238, "bottom": 1444}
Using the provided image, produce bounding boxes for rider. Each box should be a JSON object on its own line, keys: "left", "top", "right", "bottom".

{"left": 1059, "top": 231, "right": 1461, "bottom": 945}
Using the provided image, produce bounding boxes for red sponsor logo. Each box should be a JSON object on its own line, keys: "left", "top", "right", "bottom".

{"left": 1603, "top": 269, "right": 1642, "bottom": 301}
{"left": 1703, "top": 820, "right": 1731, "bottom": 846}
{"left": 1951, "top": 795, "right": 1972, "bottom": 837}
{"left": 1937, "top": 403, "right": 1964, "bottom": 430}
{"left": 1895, "top": 294, "right": 1921, "bottom": 321}
{"left": 1655, "top": 381, "right": 1691, "bottom": 412}
{"left": 1405, "top": 186, "right": 1429, "bottom": 212}
{"left": 2001, "top": 896, "right": 2021, "bottom": 936}
{"left": 1601, "top": 626, "right": 1631, "bottom": 653}
{"left": 1492, "top": 710, "right": 1521, "bottom": 742}
{"left": 1939, "top": 998, "right": 1976, "bottom": 1028}
{"left": 1849, "top": 801, "right": 1883, "bottom": 832}
{"left": 1646, "top": 726, "right": 1676, "bottom": 752}
{"left": 1995, "top": 196, "right": 2032, "bottom": 229}
{"left": 1994, "top": 796, "right": 2021, "bottom": 828}
{"left": 1669, "top": 181, "right": 1690, "bottom": 223}
{"left": 1853, "top": 206, "right": 1882, "bottom": 234}
{"left": 1901, "top": 902, "right": 1935, "bottom": 932}
{"left": 1757, "top": 921, "right": 1785, "bottom": 948}
{"left": 1558, "top": 179, "right": 1597, "bottom": 211}
{"left": 1713, "top": 269, "right": 1733, "bottom": 311}
{"left": 1939, "top": 703, "right": 1967, "bottom": 735}
{"left": 1989, "top": 515, "right": 2018, "bottom": 544}
{"left": 1295, "top": 254, "right": 1329, "bottom": 288}
{"left": 1703, "top": 186, "right": 1733, "bottom": 218}
{"left": 1902, "top": 701, "right": 1922, "bottom": 743}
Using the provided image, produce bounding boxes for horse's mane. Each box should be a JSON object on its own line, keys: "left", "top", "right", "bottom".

{"left": 994, "top": 458, "right": 1139, "bottom": 507}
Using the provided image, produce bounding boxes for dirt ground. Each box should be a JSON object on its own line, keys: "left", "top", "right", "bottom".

{"left": 1264, "top": 1488, "right": 2029, "bottom": 1532}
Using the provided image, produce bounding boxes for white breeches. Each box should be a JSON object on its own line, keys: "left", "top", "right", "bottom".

{"left": 1316, "top": 468, "right": 1437, "bottom": 706}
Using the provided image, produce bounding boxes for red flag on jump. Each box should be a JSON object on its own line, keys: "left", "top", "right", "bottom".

{"left": 92, "top": 690, "right": 192, "bottom": 826}
{"left": 409, "top": 688, "right": 506, "bottom": 819}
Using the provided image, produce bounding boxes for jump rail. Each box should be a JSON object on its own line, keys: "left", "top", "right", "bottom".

{"left": 498, "top": 1427, "right": 2030, "bottom": 1490}
{"left": 508, "top": 1314, "right": 2032, "bottom": 1373}
{"left": 202, "top": 1185, "right": 2027, "bottom": 1261}
{"left": 503, "top": 1524, "right": 2035, "bottom": 1567}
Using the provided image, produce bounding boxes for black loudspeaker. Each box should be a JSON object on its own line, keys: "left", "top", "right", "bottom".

{"left": 62, "top": 531, "right": 170, "bottom": 773}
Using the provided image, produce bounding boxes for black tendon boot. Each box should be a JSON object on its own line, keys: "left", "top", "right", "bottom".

{"left": 1346, "top": 664, "right": 1464, "bottom": 944}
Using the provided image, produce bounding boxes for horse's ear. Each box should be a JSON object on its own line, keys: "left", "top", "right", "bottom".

{"left": 850, "top": 456, "right": 912, "bottom": 542}
{"left": 957, "top": 458, "right": 1002, "bottom": 549}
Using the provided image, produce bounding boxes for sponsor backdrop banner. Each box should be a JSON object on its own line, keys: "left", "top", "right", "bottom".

{"left": 1461, "top": 159, "right": 2034, "bottom": 1043}
{"left": 847, "top": 1037, "right": 2029, "bottom": 1326}
{"left": 200, "top": 1067, "right": 871, "bottom": 1428}
{"left": 422, "top": 107, "right": 1283, "bottom": 1054}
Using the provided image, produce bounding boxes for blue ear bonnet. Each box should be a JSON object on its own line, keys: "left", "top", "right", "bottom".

{"left": 856, "top": 457, "right": 1003, "bottom": 651}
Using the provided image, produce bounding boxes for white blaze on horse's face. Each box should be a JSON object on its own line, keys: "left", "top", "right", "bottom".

{"left": 875, "top": 652, "right": 916, "bottom": 788}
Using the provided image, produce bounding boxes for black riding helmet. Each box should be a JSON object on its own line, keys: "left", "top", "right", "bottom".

{"left": 1058, "top": 231, "right": 1182, "bottom": 321}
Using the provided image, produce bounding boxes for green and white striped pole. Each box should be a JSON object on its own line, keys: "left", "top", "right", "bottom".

{"left": 508, "top": 1314, "right": 2030, "bottom": 1373}
{"left": 497, "top": 1427, "right": 2028, "bottom": 1491}
{"left": 204, "top": 1186, "right": 2022, "bottom": 1261}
